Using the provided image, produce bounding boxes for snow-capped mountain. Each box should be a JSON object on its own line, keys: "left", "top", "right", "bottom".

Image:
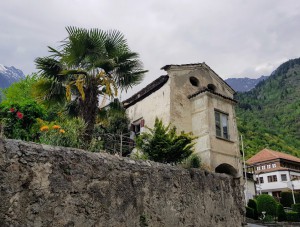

{"left": 0, "top": 64, "right": 25, "bottom": 89}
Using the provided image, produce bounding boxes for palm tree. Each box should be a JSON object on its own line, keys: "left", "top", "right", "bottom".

{"left": 35, "top": 27, "right": 147, "bottom": 142}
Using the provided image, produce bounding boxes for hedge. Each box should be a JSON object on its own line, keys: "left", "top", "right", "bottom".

{"left": 286, "top": 211, "right": 300, "bottom": 222}
{"left": 247, "top": 199, "right": 258, "bottom": 220}
{"left": 277, "top": 203, "right": 287, "bottom": 222}
{"left": 246, "top": 206, "right": 254, "bottom": 219}
{"left": 280, "top": 191, "right": 300, "bottom": 207}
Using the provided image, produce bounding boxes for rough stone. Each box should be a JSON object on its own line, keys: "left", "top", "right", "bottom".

{"left": 0, "top": 139, "right": 244, "bottom": 227}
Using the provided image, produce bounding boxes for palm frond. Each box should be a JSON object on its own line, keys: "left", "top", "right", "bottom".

{"left": 35, "top": 57, "right": 67, "bottom": 82}
{"left": 32, "top": 78, "right": 66, "bottom": 106}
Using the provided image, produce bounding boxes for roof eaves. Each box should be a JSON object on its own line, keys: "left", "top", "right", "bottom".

{"left": 188, "top": 88, "right": 238, "bottom": 103}
{"left": 122, "top": 75, "right": 169, "bottom": 109}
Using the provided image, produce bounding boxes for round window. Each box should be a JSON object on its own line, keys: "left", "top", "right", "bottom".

{"left": 207, "top": 84, "right": 216, "bottom": 92}
{"left": 189, "top": 77, "right": 199, "bottom": 87}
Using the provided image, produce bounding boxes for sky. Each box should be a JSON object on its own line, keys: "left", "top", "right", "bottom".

{"left": 1, "top": 0, "right": 300, "bottom": 98}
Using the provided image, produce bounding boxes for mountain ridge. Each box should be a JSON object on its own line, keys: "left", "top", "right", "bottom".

{"left": 0, "top": 64, "right": 25, "bottom": 89}
{"left": 236, "top": 57, "right": 300, "bottom": 158}
{"left": 225, "top": 75, "right": 268, "bottom": 92}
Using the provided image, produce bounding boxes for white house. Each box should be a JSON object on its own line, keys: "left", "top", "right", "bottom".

{"left": 123, "top": 63, "right": 242, "bottom": 176}
{"left": 247, "top": 148, "right": 300, "bottom": 199}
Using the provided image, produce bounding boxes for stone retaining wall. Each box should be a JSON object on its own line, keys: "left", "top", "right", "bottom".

{"left": 0, "top": 139, "right": 244, "bottom": 226}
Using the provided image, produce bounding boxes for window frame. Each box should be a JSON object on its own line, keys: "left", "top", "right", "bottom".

{"left": 214, "top": 110, "right": 229, "bottom": 140}
{"left": 130, "top": 118, "right": 145, "bottom": 137}
{"left": 281, "top": 174, "right": 287, "bottom": 182}
{"left": 259, "top": 176, "right": 264, "bottom": 184}
{"left": 267, "top": 175, "right": 277, "bottom": 183}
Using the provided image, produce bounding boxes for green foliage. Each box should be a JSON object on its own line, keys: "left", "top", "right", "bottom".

{"left": 95, "top": 99, "right": 132, "bottom": 156}
{"left": 247, "top": 199, "right": 258, "bottom": 220}
{"left": 181, "top": 153, "right": 201, "bottom": 168}
{"left": 286, "top": 211, "right": 300, "bottom": 222}
{"left": 256, "top": 194, "right": 277, "bottom": 217}
{"left": 35, "top": 26, "right": 147, "bottom": 142}
{"left": 136, "top": 118, "right": 196, "bottom": 164}
{"left": 39, "top": 117, "right": 86, "bottom": 149}
{"left": 0, "top": 101, "right": 45, "bottom": 141}
{"left": 1, "top": 75, "right": 38, "bottom": 103}
{"left": 263, "top": 215, "right": 274, "bottom": 223}
{"left": 130, "top": 150, "right": 149, "bottom": 161}
{"left": 246, "top": 206, "right": 254, "bottom": 219}
{"left": 139, "top": 214, "right": 148, "bottom": 227}
{"left": 236, "top": 58, "right": 300, "bottom": 158}
{"left": 292, "top": 203, "right": 300, "bottom": 214}
{"left": 277, "top": 203, "right": 287, "bottom": 222}
{"left": 280, "top": 191, "right": 300, "bottom": 207}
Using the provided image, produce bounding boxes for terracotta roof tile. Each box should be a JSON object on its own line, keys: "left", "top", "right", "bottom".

{"left": 247, "top": 148, "right": 300, "bottom": 164}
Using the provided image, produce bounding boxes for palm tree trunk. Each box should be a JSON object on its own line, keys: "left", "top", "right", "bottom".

{"left": 79, "top": 79, "right": 99, "bottom": 143}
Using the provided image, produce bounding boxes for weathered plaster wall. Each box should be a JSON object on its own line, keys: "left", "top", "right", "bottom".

{"left": 126, "top": 79, "right": 171, "bottom": 130}
{"left": 190, "top": 91, "right": 241, "bottom": 175}
{"left": 0, "top": 139, "right": 244, "bottom": 227}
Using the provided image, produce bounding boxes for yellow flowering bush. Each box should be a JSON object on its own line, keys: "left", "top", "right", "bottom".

{"left": 39, "top": 118, "right": 86, "bottom": 148}
{"left": 52, "top": 125, "right": 61, "bottom": 129}
{"left": 40, "top": 126, "right": 49, "bottom": 131}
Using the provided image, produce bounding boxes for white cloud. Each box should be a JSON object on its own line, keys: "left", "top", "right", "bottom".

{"left": 0, "top": 0, "right": 300, "bottom": 97}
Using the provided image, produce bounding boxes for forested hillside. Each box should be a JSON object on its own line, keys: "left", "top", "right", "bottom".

{"left": 236, "top": 58, "right": 300, "bottom": 159}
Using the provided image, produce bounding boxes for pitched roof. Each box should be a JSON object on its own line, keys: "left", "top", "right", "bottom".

{"left": 161, "top": 62, "right": 235, "bottom": 94}
{"left": 122, "top": 75, "right": 169, "bottom": 109}
{"left": 247, "top": 148, "right": 300, "bottom": 164}
{"left": 188, "top": 87, "right": 237, "bottom": 103}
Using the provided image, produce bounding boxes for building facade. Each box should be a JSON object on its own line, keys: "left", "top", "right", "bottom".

{"left": 247, "top": 148, "right": 300, "bottom": 199}
{"left": 123, "top": 63, "right": 242, "bottom": 176}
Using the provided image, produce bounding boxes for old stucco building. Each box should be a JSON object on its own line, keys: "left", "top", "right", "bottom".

{"left": 123, "top": 63, "right": 242, "bottom": 176}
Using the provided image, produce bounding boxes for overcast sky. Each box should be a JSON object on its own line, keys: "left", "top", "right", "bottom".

{"left": 1, "top": 0, "right": 300, "bottom": 98}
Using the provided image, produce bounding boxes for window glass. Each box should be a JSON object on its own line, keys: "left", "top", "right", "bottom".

{"left": 267, "top": 175, "right": 277, "bottom": 182}
{"left": 259, "top": 177, "right": 264, "bottom": 184}
{"left": 215, "top": 112, "right": 221, "bottom": 137}
{"left": 281, "top": 174, "right": 287, "bottom": 181}
{"left": 221, "top": 114, "right": 228, "bottom": 139}
{"left": 215, "top": 111, "right": 229, "bottom": 140}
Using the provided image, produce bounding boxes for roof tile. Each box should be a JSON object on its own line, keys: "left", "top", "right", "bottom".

{"left": 247, "top": 148, "right": 300, "bottom": 164}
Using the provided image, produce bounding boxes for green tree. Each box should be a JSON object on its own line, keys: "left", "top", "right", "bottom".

{"left": 35, "top": 27, "right": 147, "bottom": 142}
{"left": 96, "top": 99, "right": 132, "bottom": 156}
{"left": 136, "top": 118, "right": 196, "bottom": 164}
{"left": 1, "top": 75, "right": 38, "bottom": 103}
{"left": 256, "top": 194, "right": 277, "bottom": 218}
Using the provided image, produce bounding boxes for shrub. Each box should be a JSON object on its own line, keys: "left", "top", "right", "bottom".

{"left": 264, "top": 215, "right": 274, "bottom": 223}
{"left": 246, "top": 206, "right": 254, "bottom": 219}
{"left": 280, "top": 191, "right": 300, "bottom": 207}
{"left": 181, "top": 153, "right": 201, "bottom": 168}
{"left": 247, "top": 199, "right": 258, "bottom": 220}
{"left": 256, "top": 194, "right": 277, "bottom": 217}
{"left": 39, "top": 117, "right": 86, "bottom": 149}
{"left": 135, "top": 118, "right": 196, "bottom": 164}
{"left": 0, "top": 101, "right": 45, "bottom": 141}
{"left": 286, "top": 211, "right": 300, "bottom": 222}
{"left": 292, "top": 203, "right": 300, "bottom": 214}
{"left": 277, "top": 203, "right": 287, "bottom": 222}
